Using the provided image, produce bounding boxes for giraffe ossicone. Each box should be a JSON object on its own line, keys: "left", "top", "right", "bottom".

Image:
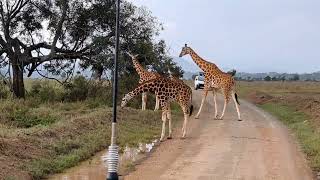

{"left": 128, "top": 52, "right": 161, "bottom": 111}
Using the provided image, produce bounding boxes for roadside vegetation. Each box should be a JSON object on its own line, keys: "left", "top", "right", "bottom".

{"left": 238, "top": 81, "right": 320, "bottom": 175}
{"left": 0, "top": 77, "right": 184, "bottom": 179}
{"left": 0, "top": 0, "right": 185, "bottom": 179}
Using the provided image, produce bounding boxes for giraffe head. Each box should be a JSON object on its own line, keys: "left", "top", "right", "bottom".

{"left": 121, "top": 93, "right": 133, "bottom": 108}
{"left": 126, "top": 52, "right": 139, "bottom": 59}
{"left": 179, "top": 44, "right": 190, "bottom": 57}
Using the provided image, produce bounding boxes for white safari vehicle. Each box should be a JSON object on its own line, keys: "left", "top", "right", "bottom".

{"left": 194, "top": 72, "right": 205, "bottom": 90}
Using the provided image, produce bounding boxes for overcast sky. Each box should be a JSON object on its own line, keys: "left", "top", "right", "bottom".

{"left": 128, "top": 0, "right": 320, "bottom": 73}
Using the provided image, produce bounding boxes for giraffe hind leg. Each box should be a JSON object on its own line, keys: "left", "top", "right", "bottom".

{"left": 195, "top": 89, "right": 208, "bottom": 119}
{"left": 219, "top": 89, "right": 230, "bottom": 120}
{"left": 160, "top": 102, "right": 169, "bottom": 142}
{"left": 181, "top": 111, "right": 189, "bottom": 138}
{"left": 232, "top": 91, "right": 242, "bottom": 121}
{"left": 160, "top": 110, "right": 167, "bottom": 142}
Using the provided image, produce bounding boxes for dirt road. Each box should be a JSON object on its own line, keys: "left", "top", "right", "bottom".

{"left": 124, "top": 90, "right": 313, "bottom": 180}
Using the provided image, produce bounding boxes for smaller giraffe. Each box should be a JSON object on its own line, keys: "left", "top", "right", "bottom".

{"left": 179, "top": 44, "right": 241, "bottom": 121}
{"left": 127, "top": 52, "right": 161, "bottom": 111}
{"left": 121, "top": 77, "right": 193, "bottom": 141}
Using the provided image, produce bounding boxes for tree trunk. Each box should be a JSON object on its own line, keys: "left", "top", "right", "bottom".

{"left": 91, "top": 65, "right": 104, "bottom": 81}
{"left": 12, "top": 61, "right": 25, "bottom": 98}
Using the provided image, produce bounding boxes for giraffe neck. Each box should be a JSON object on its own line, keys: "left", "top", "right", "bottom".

{"left": 132, "top": 58, "right": 146, "bottom": 77}
{"left": 188, "top": 48, "right": 223, "bottom": 73}
{"left": 121, "top": 80, "right": 156, "bottom": 107}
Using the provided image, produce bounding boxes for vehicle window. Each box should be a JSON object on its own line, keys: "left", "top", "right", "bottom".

{"left": 198, "top": 76, "right": 204, "bottom": 81}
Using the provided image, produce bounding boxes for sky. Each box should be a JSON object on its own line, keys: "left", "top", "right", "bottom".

{"left": 128, "top": 0, "right": 320, "bottom": 73}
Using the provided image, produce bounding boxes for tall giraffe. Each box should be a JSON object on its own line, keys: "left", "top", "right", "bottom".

{"left": 127, "top": 53, "right": 160, "bottom": 111}
{"left": 121, "top": 77, "right": 193, "bottom": 141}
{"left": 179, "top": 44, "right": 241, "bottom": 121}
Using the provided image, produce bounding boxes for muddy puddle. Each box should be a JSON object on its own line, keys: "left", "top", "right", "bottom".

{"left": 48, "top": 140, "right": 158, "bottom": 180}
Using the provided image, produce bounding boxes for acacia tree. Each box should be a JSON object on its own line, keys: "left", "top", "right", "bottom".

{"left": 0, "top": 0, "right": 182, "bottom": 98}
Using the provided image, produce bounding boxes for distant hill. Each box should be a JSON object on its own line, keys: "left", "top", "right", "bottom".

{"left": 236, "top": 71, "right": 320, "bottom": 81}
{"left": 172, "top": 57, "right": 320, "bottom": 81}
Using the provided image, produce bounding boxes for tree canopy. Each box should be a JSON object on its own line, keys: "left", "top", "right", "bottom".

{"left": 0, "top": 0, "right": 182, "bottom": 98}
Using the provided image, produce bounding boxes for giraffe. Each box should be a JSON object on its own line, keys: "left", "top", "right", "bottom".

{"left": 121, "top": 77, "right": 193, "bottom": 141}
{"left": 179, "top": 44, "right": 241, "bottom": 121}
{"left": 127, "top": 52, "right": 161, "bottom": 111}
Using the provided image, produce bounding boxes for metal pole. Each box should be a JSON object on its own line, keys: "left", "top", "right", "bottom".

{"left": 107, "top": 0, "right": 120, "bottom": 179}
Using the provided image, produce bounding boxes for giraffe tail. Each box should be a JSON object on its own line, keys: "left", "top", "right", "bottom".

{"left": 189, "top": 105, "right": 194, "bottom": 116}
{"left": 189, "top": 89, "right": 193, "bottom": 116}
{"left": 235, "top": 93, "right": 240, "bottom": 105}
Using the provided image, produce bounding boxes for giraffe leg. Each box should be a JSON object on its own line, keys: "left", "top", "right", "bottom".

{"left": 195, "top": 89, "right": 208, "bottom": 119}
{"left": 167, "top": 106, "right": 172, "bottom": 139}
{"left": 181, "top": 112, "right": 189, "bottom": 138}
{"left": 154, "top": 95, "right": 160, "bottom": 111}
{"left": 142, "top": 92, "right": 147, "bottom": 110}
{"left": 160, "top": 109, "right": 167, "bottom": 142}
{"left": 212, "top": 89, "right": 219, "bottom": 119}
{"left": 219, "top": 89, "right": 230, "bottom": 120}
{"left": 232, "top": 91, "right": 242, "bottom": 121}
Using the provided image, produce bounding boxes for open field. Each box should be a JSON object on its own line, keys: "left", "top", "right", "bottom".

{"left": 237, "top": 81, "right": 320, "bottom": 175}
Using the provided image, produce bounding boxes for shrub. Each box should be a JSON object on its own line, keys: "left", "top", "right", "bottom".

{"left": 64, "top": 76, "right": 89, "bottom": 101}
{"left": 0, "top": 80, "right": 11, "bottom": 99}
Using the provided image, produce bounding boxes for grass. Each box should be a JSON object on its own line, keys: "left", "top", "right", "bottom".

{"left": 0, "top": 76, "right": 186, "bottom": 179}
{"left": 0, "top": 98, "right": 183, "bottom": 179}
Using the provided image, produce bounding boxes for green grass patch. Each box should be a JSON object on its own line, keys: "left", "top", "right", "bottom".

{"left": 260, "top": 103, "right": 320, "bottom": 170}
{"left": 21, "top": 107, "right": 180, "bottom": 179}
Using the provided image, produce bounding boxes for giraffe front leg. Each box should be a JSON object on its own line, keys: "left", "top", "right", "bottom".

{"left": 195, "top": 89, "right": 208, "bottom": 119}
{"left": 154, "top": 95, "right": 160, "bottom": 111}
{"left": 212, "top": 89, "right": 219, "bottom": 119}
{"left": 160, "top": 109, "right": 167, "bottom": 142}
{"left": 142, "top": 92, "right": 147, "bottom": 110}
{"left": 167, "top": 107, "right": 172, "bottom": 139}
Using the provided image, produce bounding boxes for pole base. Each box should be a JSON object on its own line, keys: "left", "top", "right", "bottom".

{"left": 107, "top": 172, "right": 119, "bottom": 180}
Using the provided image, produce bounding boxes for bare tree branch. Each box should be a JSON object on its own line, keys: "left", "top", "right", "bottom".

{"left": 9, "top": 0, "right": 29, "bottom": 20}
{"left": 35, "top": 68, "right": 65, "bottom": 85}
{"left": 28, "top": 52, "right": 91, "bottom": 64}
{"left": 0, "top": 48, "right": 5, "bottom": 56}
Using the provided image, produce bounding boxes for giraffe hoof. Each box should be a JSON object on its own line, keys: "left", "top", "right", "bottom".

{"left": 238, "top": 119, "right": 242, "bottom": 121}
{"left": 195, "top": 116, "right": 199, "bottom": 119}
{"left": 167, "top": 136, "right": 172, "bottom": 139}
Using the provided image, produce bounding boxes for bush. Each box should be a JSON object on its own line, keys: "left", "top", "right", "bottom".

{"left": 64, "top": 76, "right": 89, "bottom": 101}
{"left": 0, "top": 80, "right": 11, "bottom": 99}
{"left": 29, "top": 81, "right": 64, "bottom": 102}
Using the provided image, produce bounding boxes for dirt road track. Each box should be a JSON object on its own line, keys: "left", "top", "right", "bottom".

{"left": 124, "top": 90, "right": 313, "bottom": 180}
